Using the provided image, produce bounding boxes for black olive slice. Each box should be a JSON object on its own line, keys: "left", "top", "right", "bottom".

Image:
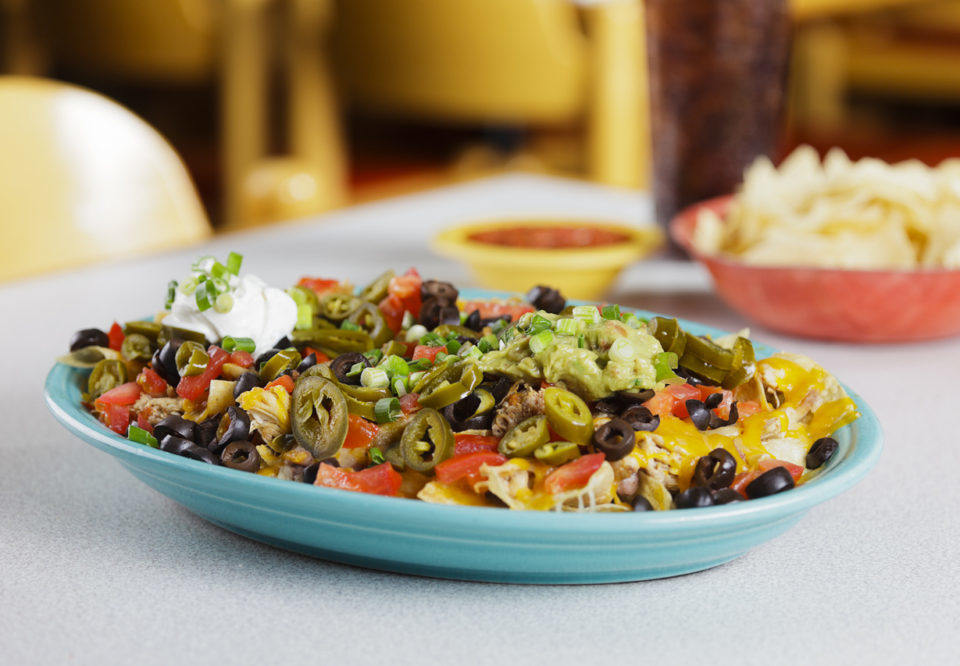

{"left": 592, "top": 419, "right": 635, "bottom": 461}
{"left": 233, "top": 371, "right": 262, "bottom": 398}
{"left": 692, "top": 448, "right": 737, "bottom": 490}
{"left": 154, "top": 415, "right": 196, "bottom": 444}
{"left": 675, "top": 486, "right": 715, "bottom": 509}
{"left": 806, "top": 437, "right": 838, "bottom": 469}
{"left": 220, "top": 440, "right": 261, "bottom": 473}
{"left": 686, "top": 400, "right": 711, "bottom": 430}
{"left": 712, "top": 488, "right": 744, "bottom": 504}
{"left": 745, "top": 466, "right": 795, "bottom": 499}
{"left": 621, "top": 405, "right": 659, "bottom": 432}
{"left": 214, "top": 406, "right": 251, "bottom": 452}
{"left": 330, "top": 351, "right": 370, "bottom": 386}
{"left": 69, "top": 328, "right": 109, "bottom": 352}
{"left": 526, "top": 285, "right": 566, "bottom": 314}
{"left": 631, "top": 496, "right": 654, "bottom": 512}
{"left": 420, "top": 280, "right": 459, "bottom": 305}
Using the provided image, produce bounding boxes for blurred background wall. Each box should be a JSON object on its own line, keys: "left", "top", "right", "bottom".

{"left": 2, "top": 0, "right": 959, "bottom": 230}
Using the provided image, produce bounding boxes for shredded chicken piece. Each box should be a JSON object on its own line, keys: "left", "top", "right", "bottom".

{"left": 130, "top": 395, "right": 184, "bottom": 426}
{"left": 492, "top": 382, "right": 544, "bottom": 437}
{"left": 635, "top": 432, "right": 681, "bottom": 491}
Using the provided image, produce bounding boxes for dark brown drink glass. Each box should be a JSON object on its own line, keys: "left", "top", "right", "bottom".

{"left": 644, "top": 0, "right": 791, "bottom": 230}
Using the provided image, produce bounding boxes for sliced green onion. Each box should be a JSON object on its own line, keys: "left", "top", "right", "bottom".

{"left": 195, "top": 280, "right": 217, "bottom": 311}
{"left": 529, "top": 330, "right": 554, "bottom": 354}
{"left": 361, "top": 367, "right": 389, "bottom": 389}
{"left": 577, "top": 333, "right": 586, "bottom": 349}
{"left": 192, "top": 255, "right": 216, "bottom": 271}
{"left": 346, "top": 362, "right": 365, "bottom": 377}
{"left": 407, "top": 359, "right": 432, "bottom": 372}
{"left": 419, "top": 332, "right": 445, "bottom": 347}
{"left": 363, "top": 348, "right": 384, "bottom": 364}
{"left": 226, "top": 251, "right": 243, "bottom": 275}
{"left": 622, "top": 313, "right": 643, "bottom": 329}
{"left": 490, "top": 318, "right": 509, "bottom": 335}
{"left": 214, "top": 292, "right": 234, "bottom": 314}
{"left": 501, "top": 326, "right": 519, "bottom": 344}
{"left": 477, "top": 333, "right": 497, "bottom": 353}
{"left": 165, "top": 280, "right": 178, "bottom": 309}
{"left": 405, "top": 324, "right": 428, "bottom": 343}
{"left": 210, "top": 261, "right": 229, "bottom": 280}
{"left": 445, "top": 338, "right": 461, "bottom": 354}
{"left": 401, "top": 311, "right": 415, "bottom": 330}
{"left": 654, "top": 351, "right": 679, "bottom": 381}
{"left": 516, "top": 312, "right": 534, "bottom": 329}
{"left": 128, "top": 425, "right": 158, "bottom": 448}
{"left": 463, "top": 346, "right": 483, "bottom": 361}
{"left": 180, "top": 276, "right": 199, "bottom": 296}
{"left": 222, "top": 336, "right": 255, "bottom": 353}
{"left": 296, "top": 303, "right": 314, "bottom": 330}
{"left": 287, "top": 286, "right": 308, "bottom": 305}
{"left": 408, "top": 370, "right": 426, "bottom": 387}
{"left": 381, "top": 355, "right": 409, "bottom": 377}
{"left": 374, "top": 397, "right": 402, "bottom": 423}
{"left": 572, "top": 305, "right": 600, "bottom": 324}
{"left": 609, "top": 337, "right": 636, "bottom": 363}
{"left": 340, "top": 320, "right": 361, "bottom": 332}
{"left": 602, "top": 304, "right": 621, "bottom": 320}
{"left": 392, "top": 376, "right": 408, "bottom": 397}
{"left": 528, "top": 314, "right": 553, "bottom": 335}
{"left": 369, "top": 446, "right": 386, "bottom": 465}
{"left": 554, "top": 317, "right": 583, "bottom": 336}
{"left": 434, "top": 351, "right": 449, "bottom": 363}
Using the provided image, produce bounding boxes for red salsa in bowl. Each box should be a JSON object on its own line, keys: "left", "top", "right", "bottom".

{"left": 468, "top": 226, "right": 632, "bottom": 249}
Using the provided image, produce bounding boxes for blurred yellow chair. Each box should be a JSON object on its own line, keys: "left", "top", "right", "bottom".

{"left": 0, "top": 76, "right": 211, "bottom": 282}
{"left": 330, "top": 0, "right": 649, "bottom": 190}
{"left": 791, "top": 0, "right": 960, "bottom": 132}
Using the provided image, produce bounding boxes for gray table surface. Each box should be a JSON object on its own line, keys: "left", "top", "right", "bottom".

{"left": 2, "top": 174, "right": 956, "bottom": 665}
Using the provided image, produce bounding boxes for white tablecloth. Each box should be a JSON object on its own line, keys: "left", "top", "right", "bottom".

{"left": 1, "top": 174, "right": 955, "bottom": 665}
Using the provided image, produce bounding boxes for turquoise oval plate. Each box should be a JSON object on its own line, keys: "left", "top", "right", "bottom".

{"left": 45, "top": 298, "right": 882, "bottom": 583}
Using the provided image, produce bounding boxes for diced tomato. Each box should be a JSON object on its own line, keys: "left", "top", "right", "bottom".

{"left": 95, "top": 382, "right": 142, "bottom": 406}
{"left": 107, "top": 322, "right": 124, "bottom": 351}
{"left": 302, "top": 346, "right": 331, "bottom": 363}
{"left": 265, "top": 374, "right": 295, "bottom": 393}
{"left": 399, "top": 392, "right": 421, "bottom": 415}
{"left": 136, "top": 409, "right": 154, "bottom": 434}
{"left": 454, "top": 434, "right": 500, "bottom": 455}
{"left": 136, "top": 367, "right": 168, "bottom": 397}
{"left": 459, "top": 300, "right": 533, "bottom": 322}
{"left": 435, "top": 451, "right": 508, "bottom": 486}
{"left": 411, "top": 345, "right": 444, "bottom": 363}
{"left": 313, "top": 462, "right": 402, "bottom": 496}
{"left": 228, "top": 350, "right": 255, "bottom": 368}
{"left": 387, "top": 268, "right": 423, "bottom": 318}
{"left": 98, "top": 402, "right": 130, "bottom": 435}
{"left": 699, "top": 386, "right": 734, "bottom": 420}
{"left": 176, "top": 345, "right": 229, "bottom": 401}
{"left": 544, "top": 452, "right": 606, "bottom": 494}
{"left": 378, "top": 294, "right": 406, "bottom": 333}
{"left": 731, "top": 458, "right": 805, "bottom": 498}
{"left": 737, "top": 401, "right": 762, "bottom": 419}
{"left": 297, "top": 277, "right": 343, "bottom": 297}
{"left": 644, "top": 384, "right": 702, "bottom": 419}
{"left": 343, "top": 414, "right": 380, "bottom": 449}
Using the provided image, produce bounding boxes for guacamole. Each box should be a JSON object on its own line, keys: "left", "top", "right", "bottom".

{"left": 479, "top": 313, "right": 663, "bottom": 401}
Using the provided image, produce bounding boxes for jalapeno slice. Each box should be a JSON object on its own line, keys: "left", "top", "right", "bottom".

{"left": 721, "top": 336, "right": 756, "bottom": 389}
{"left": 399, "top": 408, "right": 454, "bottom": 473}
{"left": 258, "top": 348, "right": 302, "bottom": 382}
{"left": 88, "top": 359, "right": 128, "bottom": 399}
{"left": 543, "top": 387, "right": 594, "bottom": 446}
{"left": 121, "top": 333, "right": 153, "bottom": 362}
{"left": 534, "top": 441, "right": 580, "bottom": 466}
{"left": 679, "top": 333, "right": 733, "bottom": 385}
{"left": 291, "top": 329, "right": 373, "bottom": 354}
{"left": 651, "top": 317, "right": 686, "bottom": 356}
{"left": 157, "top": 324, "right": 208, "bottom": 348}
{"left": 499, "top": 415, "right": 550, "bottom": 457}
{"left": 175, "top": 341, "right": 210, "bottom": 377}
{"left": 416, "top": 360, "right": 483, "bottom": 410}
{"left": 123, "top": 320, "right": 163, "bottom": 344}
{"left": 433, "top": 324, "right": 480, "bottom": 341}
{"left": 358, "top": 269, "right": 395, "bottom": 304}
{"left": 290, "top": 376, "right": 349, "bottom": 458}
{"left": 347, "top": 302, "right": 392, "bottom": 347}
{"left": 319, "top": 292, "right": 362, "bottom": 322}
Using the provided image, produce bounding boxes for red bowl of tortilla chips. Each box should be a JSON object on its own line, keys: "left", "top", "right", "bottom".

{"left": 671, "top": 195, "right": 960, "bottom": 342}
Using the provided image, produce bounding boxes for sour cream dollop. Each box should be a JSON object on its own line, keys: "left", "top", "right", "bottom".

{"left": 163, "top": 270, "right": 297, "bottom": 354}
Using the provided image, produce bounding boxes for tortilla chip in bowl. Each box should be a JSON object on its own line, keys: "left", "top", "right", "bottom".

{"left": 671, "top": 195, "right": 960, "bottom": 342}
